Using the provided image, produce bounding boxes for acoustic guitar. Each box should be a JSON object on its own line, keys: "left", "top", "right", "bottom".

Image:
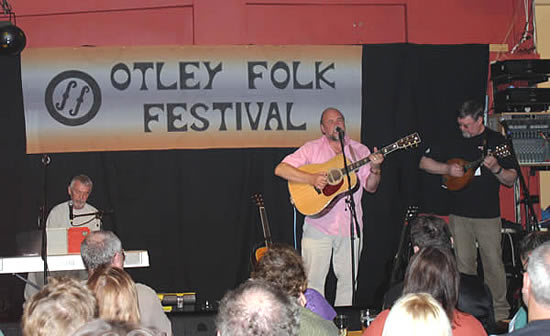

{"left": 442, "top": 144, "right": 511, "bottom": 191}
{"left": 251, "top": 193, "right": 272, "bottom": 265}
{"left": 288, "top": 132, "right": 421, "bottom": 217}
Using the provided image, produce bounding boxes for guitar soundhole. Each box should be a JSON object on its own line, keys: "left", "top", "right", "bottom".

{"left": 326, "top": 168, "right": 342, "bottom": 185}
{"left": 323, "top": 180, "right": 343, "bottom": 196}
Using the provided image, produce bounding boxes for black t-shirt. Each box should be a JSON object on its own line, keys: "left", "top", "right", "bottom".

{"left": 425, "top": 128, "right": 516, "bottom": 218}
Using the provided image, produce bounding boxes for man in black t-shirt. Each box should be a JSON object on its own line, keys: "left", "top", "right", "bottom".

{"left": 419, "top": 100, "right": 518, "bottom": 322}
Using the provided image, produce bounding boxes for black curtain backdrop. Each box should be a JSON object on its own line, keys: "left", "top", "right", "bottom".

{"left": 0, "top": 44, "right": 488, "bottom": 321}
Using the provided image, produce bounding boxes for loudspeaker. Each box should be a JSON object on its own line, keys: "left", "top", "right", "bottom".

{"left": 168, "top": 311, "right": 217, "bottom": 336}
{"left": 494, "top": 88, "right": 550, "bottom": 112}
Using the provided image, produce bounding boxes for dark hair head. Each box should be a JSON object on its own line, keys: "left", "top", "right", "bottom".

{"left": 403, "top": 246, "right": 459, "bottom": 322}
{"left": 457, "top": 100, "right": 484, "bottom": 121}
{"left": 519, "top": 231, "right": 550, "bottom": 263}
{"left": 410, "top": 216, "right": 452, "bottom": 250}
{"left": 251, "top": 243, "right": 307, "bottom": 298}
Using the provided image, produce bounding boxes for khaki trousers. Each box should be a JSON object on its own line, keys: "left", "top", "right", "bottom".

{"left": 301, "top": 222, "right": 362, "bottom": 306}
{"left": 449, "top": 214, "right": 510, "bottom": 321}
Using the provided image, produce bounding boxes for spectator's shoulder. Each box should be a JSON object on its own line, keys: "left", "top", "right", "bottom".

{"left": 135, "top": 282, "right": 157, "bottom": 295}
{"left": 299, "top": 306, "right": 338, "bottom": 336}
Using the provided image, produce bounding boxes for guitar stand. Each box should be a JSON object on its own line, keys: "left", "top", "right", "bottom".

{"left": 13, "top": 273, "right": 41, "bottom": 290}
{"left": 388, "top": 206, "right": 418, "bottom": 285}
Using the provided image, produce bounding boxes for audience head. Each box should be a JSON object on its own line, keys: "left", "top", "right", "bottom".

{"left": 81, "top": 230, "right": 124, "bottom": 272}
{"left": 403, "top": 246, "right": 459, "bottom": 322}
{"left": 250, "top": 243, "right": 307, "bottom": 299}
{"left": 216, "top": 279, "right": 300, "bottom": 336}
{"left": 410, "top": 215, "right": 452, "bottom": 252}
{"left": 72, "top": 319, "right": 162, "bottom": 336}
{"left": 22, "top": 277, "right": 97, "bottom": 336}
{"left": 524, "top": 241, "right": 550, "bottom": 310}
{"left": 519, "top": 231, "right": 550, "bottom": 268}
{"left": 382, "top": 293, "right": 452, "bottom": 336}
{"left": 87, "top": 265, "right": 141, "bottom": 324}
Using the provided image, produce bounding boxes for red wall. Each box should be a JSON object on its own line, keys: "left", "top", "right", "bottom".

{"left": 12, "top": 0, "right": 529, "bottom": 48}
{"left": 11, "top": 0, "right": 538, "bottom": 224}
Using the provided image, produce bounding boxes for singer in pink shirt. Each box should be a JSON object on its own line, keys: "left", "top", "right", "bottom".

{"left": 275, "top": 107, "right": 383, "bottom": 306}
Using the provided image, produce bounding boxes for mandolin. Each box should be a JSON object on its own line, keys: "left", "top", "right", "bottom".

{"left": 288, "top": 133, "right": 421, "bottom": 217}
{"left": 442, "top": 144, "right": 511, "bottom": 191}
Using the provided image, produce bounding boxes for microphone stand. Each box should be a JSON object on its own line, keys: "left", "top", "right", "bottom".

{"left": 40, "top": 154, "right": 51, "bottom": 285}
{"left": 12, "top": 154, "right": 51, "bottom": 290}
{"left": 12, "top": 154, "right": 51, "bottom": 291}
{"left": 500, "top": 122, "right": 540, "bottom": 231}
{"left": 337, "top": 130, "right": 361, "bottom": 305}
{"left": 72, "top": 210, "right": 111, "bottom": 229}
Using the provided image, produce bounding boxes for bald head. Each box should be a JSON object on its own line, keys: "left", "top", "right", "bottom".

{"left": 216, "top": 280, "right": 299, "bottom": 336}
{"left": 320, "top": 107, "right": 345, "bottom": 142}
{"left": 320, "top": 107, "right": 344, "bottom": 124}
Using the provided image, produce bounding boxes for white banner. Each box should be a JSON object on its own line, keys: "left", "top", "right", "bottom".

{"left": 21, "top": 45, "right": 362, "bottom": 153}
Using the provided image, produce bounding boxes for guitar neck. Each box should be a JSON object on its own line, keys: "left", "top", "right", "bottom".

{"left": 259, "top": 207, "right": 272, "bottom": 245}
{"left": 464, "top": 157, "right": 483, "bottom": 170}
{"left": 463, "top": 144, "right": 510, "bottom": 171}
{"left": 341, "top": 142, "right": 397, "bottom": 173}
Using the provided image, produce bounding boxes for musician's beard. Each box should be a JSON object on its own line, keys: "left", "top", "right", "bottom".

{"left": 73, "top": 200, "right": 86, "bottom": 209}
{"left": 461, "top": 131, "right": 473, "bottom": 138}
{"left": 324, "top": 131, "right": 339, "bottom": 142}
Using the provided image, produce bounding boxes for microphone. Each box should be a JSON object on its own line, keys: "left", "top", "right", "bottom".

{"left": 335, "top": 126, "right": 345, "bottom": 138}
{"left": 68, "top": 200, "right": 74, "bottom": 225}
{"left": 96, "top": 209, "right": 114, "bottom": 219}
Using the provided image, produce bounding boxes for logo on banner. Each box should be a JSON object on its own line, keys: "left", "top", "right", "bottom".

{"left": 45, "top": 70, "right": 102, "bottom": 126}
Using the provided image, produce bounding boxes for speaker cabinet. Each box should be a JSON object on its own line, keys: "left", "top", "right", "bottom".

{"left": 168, "top": 311, "right": 217, "bottom": 336}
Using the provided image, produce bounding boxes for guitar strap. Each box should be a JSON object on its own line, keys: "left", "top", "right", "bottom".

{"left": 482, "top": 134, "right": 488, "bottom": 157}
{"left": 478, "top": 134, "right": 489, "bottom": 176}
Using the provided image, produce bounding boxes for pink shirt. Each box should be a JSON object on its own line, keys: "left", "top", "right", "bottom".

{"left": 282, "top": 135, "right": 372, "bottom": 236}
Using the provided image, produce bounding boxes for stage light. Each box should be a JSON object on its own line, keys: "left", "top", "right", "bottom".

{"left": 0, "top": 0, "right": 26, "bottom": 56}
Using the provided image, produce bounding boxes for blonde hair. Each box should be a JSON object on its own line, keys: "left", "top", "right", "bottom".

{"left": 87, "top": 265, "right": 141, "bottom": 324}
{"left": 22, "top": 277, "right": 97, "bottom": 336}
{"left": 382, "top": 293, "right": 452, "bottom": 336}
